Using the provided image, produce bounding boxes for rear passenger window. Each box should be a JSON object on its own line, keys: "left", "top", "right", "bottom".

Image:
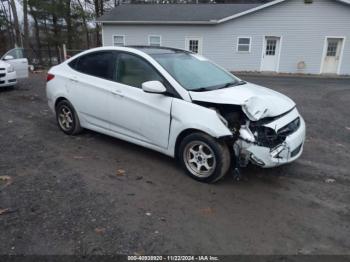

{"left": 74, "top": 52, "right": 115, "bottom": 81}
{"left": 116, "top": 53, "right": 163, "bottom": 88}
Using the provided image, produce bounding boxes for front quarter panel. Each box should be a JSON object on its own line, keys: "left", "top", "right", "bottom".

{"left": 167, "top": 99, "right": 232, "bottom": 157}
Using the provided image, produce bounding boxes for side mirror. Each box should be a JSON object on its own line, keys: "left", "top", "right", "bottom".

{"left": 142, "top": 81, "right": 166, "bottom": 94}
{"left": 3, "top": 55, "right": 14, "bottom": 61}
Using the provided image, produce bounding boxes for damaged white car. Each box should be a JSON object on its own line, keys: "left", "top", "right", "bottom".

{"left": 46, "top": 46, "right": 305, "bottom": 183}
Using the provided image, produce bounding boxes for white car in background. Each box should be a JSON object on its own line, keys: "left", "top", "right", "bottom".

{"left": 0, "top": 60, "right": 17, "bottom": 87}
{"left": 46, "top": 46, "right": 305, "bottom": 183}
{"left": 0, "top": 48, "right": 29, "bottom": 88}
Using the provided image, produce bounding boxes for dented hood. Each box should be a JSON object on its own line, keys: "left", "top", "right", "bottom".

{"left": 189, "top": 82, "right": 295, "bottom": 121}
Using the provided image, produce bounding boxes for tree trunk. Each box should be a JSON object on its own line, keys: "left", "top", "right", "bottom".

{"left": 52, "top": 14, "right": 61, "bottom": 63}
{"left": 0, "top": 0, "right": 15, "bottom": 49}
{"left": 29, "top": 5, "right": 43, "bottom": 65}
{"left": 65, "top": 0, "right": 73, "bottom": 49}
{"left": 9, "top": 0, "right": 22, "bottom": 47}
{"left": 94, "top": 0, "right": 101, "bottom": 46}
{"left": 100, "top": 0, "right": 104, "bottom": 15}
{"left": 23, "top": 0, "right": 30, "bottom": 54}
{"left": 77, "top": 0, "right": 90, "bottom": 49}
{"left": 44, "top": 19, "right": 52, "bottom": 66}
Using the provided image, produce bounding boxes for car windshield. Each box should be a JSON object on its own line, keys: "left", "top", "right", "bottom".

{"left": 151, "top": 52, "right": 242, "bottom": 91}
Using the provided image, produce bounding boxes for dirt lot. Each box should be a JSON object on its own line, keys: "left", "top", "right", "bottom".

{"left": 0, "top": 73, "right": 349, "bottom": 255}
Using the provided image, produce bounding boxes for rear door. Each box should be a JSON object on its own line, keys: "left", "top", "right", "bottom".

{"left": 1, "top": 48, "right": 28, "bottom": 78}
{"left": 67, "top": 51, "right": 116, "bottom": 130}
{"left": 108, "top": 52, "right": 173, "bottom": 149}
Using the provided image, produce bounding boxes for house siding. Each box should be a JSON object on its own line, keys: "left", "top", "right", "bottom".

{"left": 102, "top": 0, "right": 350, "bottom": 75}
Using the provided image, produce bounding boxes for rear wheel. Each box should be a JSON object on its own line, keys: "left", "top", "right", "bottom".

{"left": 179, "top": 132, "right": 231, "bottom": 183}
{"left": 55, "top": 100, "right": 82, "bottom": 135}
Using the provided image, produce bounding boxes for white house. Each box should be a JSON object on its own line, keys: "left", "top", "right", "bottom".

{"left": 98, "top": 0, "right": 350, "bottom": 75}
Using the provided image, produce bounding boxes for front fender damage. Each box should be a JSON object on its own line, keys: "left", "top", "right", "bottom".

{"left": 192, "top": 100, "right": 301, "bottom": 169}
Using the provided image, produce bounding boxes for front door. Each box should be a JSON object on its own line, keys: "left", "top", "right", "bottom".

{"left": 322, "top": 38, "right": 343, "bottom": 74}
{"left": 109, "top": 52, "right": 172, "bottom": 149}
{"left": 261, "top": 37, "right": 280, "bottom": 72}
{"left": 185, "top": 37, "right": 203, "bottom": 55}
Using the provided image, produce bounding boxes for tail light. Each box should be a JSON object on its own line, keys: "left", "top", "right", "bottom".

{"left": 47, "top": 73, "right": 55, "bottom": 82}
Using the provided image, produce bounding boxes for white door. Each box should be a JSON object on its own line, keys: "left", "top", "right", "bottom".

{"left": 322, "top": 38, "right": 343, "bottom": 74}
{"left": 109, "top": 52, "right": 172, "bottom": 149}
{"left": 1, "top": 48, "right": 28, "bottom": 78}
{"left": 67, "top": 51, "right": 116, "bottom": 130}
{"left": 185, "top": 37, "right": 203, "bottom": 55}
{"left": 261, "top": 37, "right": 280, "bottom": 72}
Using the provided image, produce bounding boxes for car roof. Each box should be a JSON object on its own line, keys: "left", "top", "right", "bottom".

{"left": 127, "top": 46, "right": 191, "bottom": 55}
{"left": 65, "top": 46, "right": 192, "bottom": 65}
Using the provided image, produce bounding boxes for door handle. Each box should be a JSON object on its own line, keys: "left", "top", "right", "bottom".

{"left": 111, "top": 89, "right": 124, "bottom": 97}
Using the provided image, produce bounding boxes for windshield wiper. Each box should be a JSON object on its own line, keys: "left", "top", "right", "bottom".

{"left": 191, "top": 81, "right": 247, "bottom": 92}
{"left": 216, "top": 80, "right": 246, "bottom": 90}
{"left": 236, "top": 80, "right": 247, "bottom": 86}
{"left": 191, "top": 87, "right": 212, "bottom": 92}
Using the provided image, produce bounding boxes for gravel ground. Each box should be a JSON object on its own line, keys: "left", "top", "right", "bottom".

{"left": 0, "top": 73, "right": 349, "bottom": 255}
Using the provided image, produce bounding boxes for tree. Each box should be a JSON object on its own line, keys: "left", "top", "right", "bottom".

{"left": 9, "top": 0, "right": 21, "bottom": 46}
{"left": 23, "top": 0, "right": 30, "bottom": 50}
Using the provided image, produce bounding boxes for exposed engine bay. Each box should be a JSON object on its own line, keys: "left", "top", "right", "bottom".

{"left": 193, "top": 101, "right": 304, "bottom": 169}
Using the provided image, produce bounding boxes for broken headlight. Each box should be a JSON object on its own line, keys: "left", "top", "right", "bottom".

{"left": 249, "top": 125, "right": 285, "bottom": 148}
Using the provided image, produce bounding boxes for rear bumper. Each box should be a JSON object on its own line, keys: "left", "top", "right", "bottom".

{"left": 237, "top": 109, "right": 306, "bottom": 168}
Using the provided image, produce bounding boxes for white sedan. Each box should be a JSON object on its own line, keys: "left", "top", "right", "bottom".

{"left": 46, "top": 46, "right": 305, "bottom": 183}
{"left": 0, "top": 48, "right": 29, "bottom": 88}
{"left": 0, "top": 60, "right": 17, "bottom": 88}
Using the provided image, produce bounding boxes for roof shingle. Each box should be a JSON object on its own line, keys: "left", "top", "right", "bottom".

{"left": 97, "top": 4, "right": 263, "bottom": 23}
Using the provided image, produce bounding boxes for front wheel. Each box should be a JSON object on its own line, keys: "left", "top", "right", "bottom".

{"left": 178, "top": 132, "right": 231, "bottom": 183}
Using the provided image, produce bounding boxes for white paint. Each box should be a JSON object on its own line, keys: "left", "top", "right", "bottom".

{"left": 260, "top": 36, "right": 281, "bottom": 72}
{"left": 148, "top": 35, "right": 162, "bottom": 46}
{"left": 189, "top": 81, "right": 295, "bottom": 121}
{"left": 320, "top": 36, "right": 346, "bottom": 74}
{"left": 46, "top": 46, "right": 306, "bottom": 169}
{"left": 1, "top": 49, "right": 28, "bottom": 79}
{"left": 0, "top": 60, "right": 17, "bottom": 87}
{"left": 112, "top": 34, "right": 126, "bottom": 46}
{"left": 236, "top": 36, "right": 252, "bottom": 53}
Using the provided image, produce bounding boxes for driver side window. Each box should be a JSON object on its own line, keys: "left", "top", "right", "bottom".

{"left": 116, "top": 53, "right": 163, "bottom": 88}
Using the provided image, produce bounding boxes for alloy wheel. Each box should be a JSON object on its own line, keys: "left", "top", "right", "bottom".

{"left": 183, "top": 141, "right": 217, "bottom": 178}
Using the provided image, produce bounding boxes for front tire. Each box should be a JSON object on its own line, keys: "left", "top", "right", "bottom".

{"left": 55, "top": 100, "right": 82, "bottom": 135}
{"left": 178, "top": 132, "right": 231, "bottom": 183}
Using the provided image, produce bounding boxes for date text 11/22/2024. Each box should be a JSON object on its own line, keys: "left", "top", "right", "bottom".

{"left": 127, "top": 255, "right": 219, "bottom": 261}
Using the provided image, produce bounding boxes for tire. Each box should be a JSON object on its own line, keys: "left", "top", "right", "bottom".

{"left": 178, "top": 132, "right": 231, "bottom": 183}
{"left": 55, "top": 100, "right": 82, "bottom": 135}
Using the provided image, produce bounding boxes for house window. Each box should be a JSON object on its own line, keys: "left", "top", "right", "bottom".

{"left": 149, "top": 35, "right": 161, "bottom": 46}
{"left": 326, "top": 41, "right": 338, "bottom": 56}
{"left": 237, "top": 37, "right": 251, "bottom": 52}
{"left": 185, "top": 37, "right": 202, "bottom": 54}
{"left": 265, "top": 39, "right": 277, "bottom": 56}
{"left": 113, "top": 35, "right": 125, "bottom": 46}
{"left": 189, "top": 40, "right": 199, "bottom": 53}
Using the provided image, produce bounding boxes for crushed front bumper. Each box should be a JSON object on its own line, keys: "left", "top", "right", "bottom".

{"left": 237, "top": 108, "right": 306, "bottom": 168}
